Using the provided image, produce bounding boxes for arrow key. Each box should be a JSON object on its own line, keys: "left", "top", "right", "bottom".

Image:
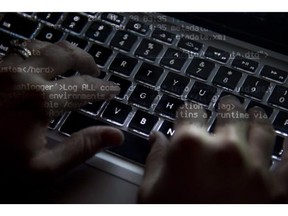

{"left": 102, "top": 100, "right": 132, "bottom": 125}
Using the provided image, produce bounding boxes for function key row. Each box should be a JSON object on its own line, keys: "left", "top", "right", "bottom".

{"left": 1, "top": 13, "right": 287, "bottom": 82}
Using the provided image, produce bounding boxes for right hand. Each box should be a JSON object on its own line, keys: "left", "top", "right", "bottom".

{"left": 139, "top": 96, "right": 288, "bottom": 203}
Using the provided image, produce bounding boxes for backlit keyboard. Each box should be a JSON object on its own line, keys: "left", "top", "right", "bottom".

{"left": 1, "top": 12, "right": 288, "bottom": 166}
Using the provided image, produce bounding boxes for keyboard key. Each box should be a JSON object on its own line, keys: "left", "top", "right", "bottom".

{"left": 151, "top": 28, "right": 175, "bottom": 44}
{"left": 155, "top": 94, "right": 184, "bottom": 119}
{"left": 135, "top": 38, "right": 163, "bottom": 61}
{"left": 232, "top": 56, "right": 258, "bottom": 73}
{"left": 36, "top": 25, "right": 63, "bottom": 42}
{"left": 85, "top": 21, "right": 112, "bottom": 43}
{"left": 109, "top": 53, "right": 138, "bottom": 76}
{"left": 102, "top": 100, "right": 132, "bottom": 125}
{"left": 0, "top": 31, "right": 13, "bottom": 53}
{"left": 81, "top": 101, "right": 104, "bottom": 115}
{"left": 126, "top": 19, "right": 149, "bottom": 35}
{"left": 204, "top": 46, "right": 230, "bottom": 63}
{"left": 160, "top": 48, "right": 188, "bottom": 71}
{"left": 159, "top": 120, "right": 175, "bottom": 137}
{"left": 177, "top": 38, "right": 203, "bottom": 53}
{"left": 60, "top": 112, "right": 150, "bottom": 164}
{"left": 110, "top": 30, "right": 137, "bottom": 52}
{"left": 101, "top": 13, "right": 124, "bottom": 25}
{"left": 187, "top": 81, "right": 217, "bottom": 106}
{"left": 268, "top": 86, "right": 288, "bottom": 110}
{"left": 36, "top": 12, "right": 62, "bottom": 24}
{"left": 129, "top": 85, "right": 158, "bottom": 108}
{"left": 88, "top": 44, "right": 113, "bottom": 67}
{"left": 240, "top": 76, "right": 270, "bottom": 100}
{"left": 273, "top": 136, "right": 284, "bottom": 158}
{"left": 186, "top": 57, "right": 215, "bottom": 80}
{"left": 246, "top": 101, "right": 273, "bottom": 117}
{"left": 48, "top": 115, "right": 63, "bottom": 129}
{"left": 98, "top": 71, "right": 107, "bottom": 79}
{"left": 0, "top": 13, "right": 38, "bottom": 38}
{"left": 273, "top": 111, "right": 288, "bottom": 134}
{"left": 215, "top": 91, "right": 244, "bottom": 111}
{"left": 59, "top": 112, "right": 98, "bottom": 135}
{"left": 108, "top": 75, "right": 131, "bottom": 99}
{"left": 129, "top": 110, "right": 158, "bottom": 135}
{"left": 65, "top": 34, "right": 88, "bottom": 49}
{"left": 260, "top": 65, "right": 288, "bottom": 83}
{"left": 135, "top": 62, "right": 163, "bottom": 86}
{"left": 212, "top": 66, "right": 242, "bottom": 90}
{"left": 62, "top": 13, "right": 88, "bottom": 33}
{"left": 161, "top": 72, "right": 190, "bottom": 96}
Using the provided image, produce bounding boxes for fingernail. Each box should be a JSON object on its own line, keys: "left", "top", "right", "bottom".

{"left": 249, "top": 106, "right": 268, "bottom": 119}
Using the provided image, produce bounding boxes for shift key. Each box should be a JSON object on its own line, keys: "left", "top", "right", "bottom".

{"left": 0, "top": 13, "right": 38, "bottom": 38}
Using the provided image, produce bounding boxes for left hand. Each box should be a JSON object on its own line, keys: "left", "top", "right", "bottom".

{"left": 0, "top": 40, "right": 123, "bottom": 192}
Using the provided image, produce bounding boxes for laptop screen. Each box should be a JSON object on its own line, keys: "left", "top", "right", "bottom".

{"left": 165, "top": 13, "right": 288, "bottom": 56}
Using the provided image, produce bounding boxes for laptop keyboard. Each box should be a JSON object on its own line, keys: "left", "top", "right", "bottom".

{"left": 1, "top": 12, "right": 288, "bottom": 166}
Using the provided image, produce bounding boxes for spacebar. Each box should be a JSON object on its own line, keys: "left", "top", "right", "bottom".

{"left": 59, "top": 112, "right": 150, "bottom": 165}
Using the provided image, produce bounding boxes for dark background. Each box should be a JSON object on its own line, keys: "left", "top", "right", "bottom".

{"left": 166, "top": 13, "right": 288, "bottom": 56}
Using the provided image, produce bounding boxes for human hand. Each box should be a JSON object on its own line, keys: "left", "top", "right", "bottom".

{"left": 0, "top": 40, "right": 124, "bottom": 186}
{"left": 139, "top": 96, "right": 288, "bottom": 203}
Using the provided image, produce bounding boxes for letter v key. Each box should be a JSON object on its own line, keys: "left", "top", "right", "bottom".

{"left": 115, "top": 107, "right": 121, "bottom": 114}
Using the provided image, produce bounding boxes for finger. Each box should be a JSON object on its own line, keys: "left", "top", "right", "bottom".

{"left": 16, "top": 40, "right": 100, "bottom": 79}
{"left": 248, "top": 106, "right": 275, "bottom": 168}
{"left": 1, "top": 52, "right": 26, "bottom": 65}
{"left": 215, "top": 95, "right": 249, "bottom": 145}
{"left": 144, "top": 131, "right": 169, "bottom": 181}
{"left": 29, "top": 126, "right": 124, "bottom": 177}
{"left": 55, "top": 40, "right": 100, "bottom": 77}
{"left": 175, "top": 102, "right": 208, "bottom": 130}
{"left": 272, "top": 138, "right": 288, "bottom": 201}
{"left": 0, "top": 40, "right": 50, "bottom": 66}
{"left": 172, "top": 102, "right": 212, "bottom": 152}
{"left": 44, "top": 75, "right": 120, "bottom": 118}
{"left": 139, "top": 131, "right": 169, "bottom": 202}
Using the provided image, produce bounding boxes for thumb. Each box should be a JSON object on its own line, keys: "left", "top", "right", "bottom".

{"left": 139, "top": 131, "right": 168, "bottom": 203}
{"left": 30, "top": 126, "right": 124, "bottom": 177}
{"left": 142, "top": 131, "right": 168, "bottom": 186}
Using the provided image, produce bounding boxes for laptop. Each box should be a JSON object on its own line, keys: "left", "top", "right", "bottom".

{"left": 0, "top": 12, "right": 287, "bottom": 203}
